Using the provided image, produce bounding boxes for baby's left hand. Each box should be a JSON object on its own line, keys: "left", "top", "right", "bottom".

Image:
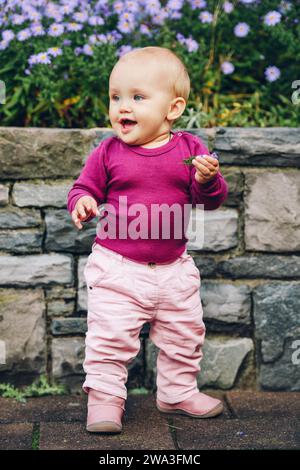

{"left": 192, "top": 155, "right": 219, "bottom": 184}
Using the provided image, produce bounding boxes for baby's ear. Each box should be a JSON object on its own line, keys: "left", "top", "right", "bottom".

{"left": 168, "top": 97, "right": 186, "bottom": 121}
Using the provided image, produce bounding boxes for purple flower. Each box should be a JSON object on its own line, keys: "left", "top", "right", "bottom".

{"left": 29, "top": 52, "right": 51, "bottom": 65}
{"left": 88, "top": 16, "right": 104, "bottom": 26}
{"left": 117, "top": 45, "right": 133, "bottom": 57}
{"left": 265, "top": 66, "right": 281, "bottom": 82}
{"left": 31, "top": 24, "right": 45, "bottom": 37}
{"left": 264, "top": 11, "right": 282, "bottom": 26}
{"left": 113, "top": 1, "right": 124, "bottom": 14}
{"left": 63, "top": 39, "right": 72, "bottom": 46}
{"left": 145, "top": 0, "right": 161, "bottom": 16}
{"left": 278, "top": 2, "right": 292, "bottom": 14}
{"left": 2, "top": 30, "right": 14, "bottom": 42}
{"left": 117, "top": 18, "right": 135, "bottom": 34}
{"left": 65, "top": 22, "right": 83, "bottom": 32}
{"left": 83, "top": 44, "right": 93, "bottom": 56}
{"left": 221, "top": 61, "right": 235, "bottom": 75}
{"left": 17, "top": 29, "right": 31, "bottom": 41}
{"left": 48, "top": 23, "right": 64, "bottom": 37}
{"left": 0, "top": 40, "right": 9, "bottom": 50}
{"left": 47, "top": 47, "right": 63, "bottom": 57}
{"left": 185, "top": 37, "right": 199, "bottom": 52}
{"left": 167, "top": 0, "right": 184, "bottom": 11}
{"left": 124, "top": 1, "right": 140, "bottom": 14}
{"left": 140, "top": 24, "right": 151, "bottom": 35}
{"left": 188, "top": 0, "right": 207, "bottom": 9}
{"left": 199, "top": 11, "right": 213, "bottom": 23}
{"left": 73, "top": 11, "right": 89, "bottom": 23}
{"left": 12, "top": 14, "right": 26, "bottom": 26}
{"left": 234, "top": 22, "right": 250, "bottom": 37}
{"left": 223, "top": 1, "right": 234, "bottom": 14}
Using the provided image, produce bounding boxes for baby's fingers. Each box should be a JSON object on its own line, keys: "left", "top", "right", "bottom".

{"left": 72, "top": 211, "right": 83, "bottom": 230}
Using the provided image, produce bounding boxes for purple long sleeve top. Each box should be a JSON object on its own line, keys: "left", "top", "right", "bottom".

{"left": 67, "top": 130, "right": 228, "bottom": 263}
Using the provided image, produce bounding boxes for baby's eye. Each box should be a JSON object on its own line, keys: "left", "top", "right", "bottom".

{"left": 134, "top": 95, "right": 144, "bottom": 101}
{"left": 111, "top": 95, "right": 119, "bottom": 101}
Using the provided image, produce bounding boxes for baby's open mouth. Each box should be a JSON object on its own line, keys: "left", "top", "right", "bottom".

{"left": 120, "top": 119, "right": 137, "bottom": 129}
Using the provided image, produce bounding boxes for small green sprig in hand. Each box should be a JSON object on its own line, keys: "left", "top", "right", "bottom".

{"left": 183, "top": 152, "right": 219, "bottom": 165}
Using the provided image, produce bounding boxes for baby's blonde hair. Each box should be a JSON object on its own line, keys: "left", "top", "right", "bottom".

{"left": 114, "top": 46, "right": 191, "bottom": 103}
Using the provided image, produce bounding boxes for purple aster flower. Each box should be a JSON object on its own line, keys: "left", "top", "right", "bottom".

{"left": 88, "top": 16, "right": 104, "bottom": 26}
{"left": 145, "top": 0, "right": 161, "bottom": 16}
{"left": 265, "top": 66, "right": 281, "bottom": 82}
{"left": 29, "top": 52, "right": 51, "bottom": 65}
{"left": 113, "top": 1, "right": 123, "bottom": 14}
{"left": 66, "top": 22, "right": 83, "bottom": 32}
{"left": 264, "top": 11, "right": 282, "bottom": 26}
{"left": 185, "top": 37, "right": 199, "bottom": 52}
{"left": 12, "top": 14, "right": 26, "bottom": 25}
{"left": 47, "top": 47, "right": 63, "bottom": 57}
{"left": 2, "top": 30, "right": 14, "bottom": 42}
{"left": 199, "top": 11, "right": 213, "bottom": 23}
{"left": 74, "top": 47, "right": 82, "bottom": 56}
{"left": 188, "top": 0, "right": 207, "bottom": 10}
{"left": 278, "top": 2, "right": 292, "bottom": 14}
{"left": 167, "top": 0, "right": 184, "bottom": 11}
{"left": 48, "top": 23, "right": 64, "bottom": 37}
{"left": 0, "top": 40, "right": 9, "bottom": 50}
{"left": 31, "top": 24, "right": 45, "bottom": 37}
{"left": 83, "top": 44, "right": 93, "bottom": 55}
{"left": 152, "top": 9, "right": 169, "bottom": 25}
{"left": 234, "top": 22, "right": 250, "bottom": 37}
{"left": 223, "top": 1, "right": 234, "bottom": 13}
{"left": 140, "top": 24, "right": 151, "bottom": 35}
{"left": 63, "top": 39, "right": 72, "bottom": 46}
{"left": 118, "top": 19, "right": 135, "bottom": 34}
{"left": 27, "top": 10, "right": 42, "bottom": 23}
{"left": 73, "top": 11, "right": 89, "bottom": 23}
{"left": 221, "top": 61, "right": 235, "bottom": 74}
{"left": 125, "top": 1, "right": 140, "bottom": 13}
{"left": 17, "top": 29, "right": 31, "bottom": 41}
{"left": 117, "top": 45, "right": 133, "bottom": 57}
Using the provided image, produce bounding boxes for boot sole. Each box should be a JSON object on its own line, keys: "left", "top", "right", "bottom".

{"left": 86, "top": 421, "right": 122, "bottom": 433}
{"left": 157, "top": 401, "right": 224, "bottom": 418}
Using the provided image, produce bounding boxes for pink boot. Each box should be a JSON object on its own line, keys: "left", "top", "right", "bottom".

{"left": 86, "top": 389, "right": 125, "bottom": 433}
{"left": 157, "top": 391, "right": 223, "bottom": 418}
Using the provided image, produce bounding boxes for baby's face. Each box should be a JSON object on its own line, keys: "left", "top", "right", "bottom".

{"left": 109, "top": 59, "right": 175, "bottom": 148}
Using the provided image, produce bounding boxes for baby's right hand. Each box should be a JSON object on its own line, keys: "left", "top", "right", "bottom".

{"left": 72, "top": 196, "right": 100, "bottom": 230}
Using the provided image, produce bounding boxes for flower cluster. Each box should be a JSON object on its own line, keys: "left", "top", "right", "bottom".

{"left": 0, "top": 0, "right": 290, "bottom": 82}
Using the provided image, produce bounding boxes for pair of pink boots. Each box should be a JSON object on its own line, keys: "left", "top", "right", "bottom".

{"left": 86, "top": 389, "right": 223, "bottom": 433}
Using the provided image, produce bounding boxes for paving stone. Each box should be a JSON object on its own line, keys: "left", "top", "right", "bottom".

{"left": 226, "top": 391, "right": 300, "bottom": 418}
{"left": 0, "top": 423, "right": 33, "bottom": 450}
{"left": 175, "top": 417, "right": 299, "bottom": 450}
{"left": 0, "top": 396, "right": 86, "bottom": 424}
{"left": 39, "top": 394, "right": 175, "bottom": 450}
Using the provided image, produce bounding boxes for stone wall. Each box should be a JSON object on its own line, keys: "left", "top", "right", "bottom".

{"left": 0, "top": 127, "right": 299, "bottom": 394}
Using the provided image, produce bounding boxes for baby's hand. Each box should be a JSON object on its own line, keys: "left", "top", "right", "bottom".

{"left": 72, "top": 196, "right": 100, "bottom": 230}
{"left": 192, "top": 154, "right": 219, "bottom": 184}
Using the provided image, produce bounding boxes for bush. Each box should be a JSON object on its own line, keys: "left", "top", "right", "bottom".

{"left": 0, "top": 0, "right": 299, "bottom": 127}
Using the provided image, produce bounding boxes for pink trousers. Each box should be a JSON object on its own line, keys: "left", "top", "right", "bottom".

{"left": 82, "top": 242, "right": 206, "bottom": 404}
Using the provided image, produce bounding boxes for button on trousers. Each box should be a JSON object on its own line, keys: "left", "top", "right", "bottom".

{"left": 82, "top": 242, "right": 206, "bottom": 404}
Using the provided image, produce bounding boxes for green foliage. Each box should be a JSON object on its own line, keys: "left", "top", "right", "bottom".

{"left": 0, "top": 375, "right": 67, "bottom": 403}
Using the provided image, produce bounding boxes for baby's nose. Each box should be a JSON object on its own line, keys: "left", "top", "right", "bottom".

{"left": 119, "top": 100, "right": 132, "bottom": 112}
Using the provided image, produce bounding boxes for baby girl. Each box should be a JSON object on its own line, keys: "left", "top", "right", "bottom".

{"left": 67, "top": 46, "right": 228, "bottom": 434}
